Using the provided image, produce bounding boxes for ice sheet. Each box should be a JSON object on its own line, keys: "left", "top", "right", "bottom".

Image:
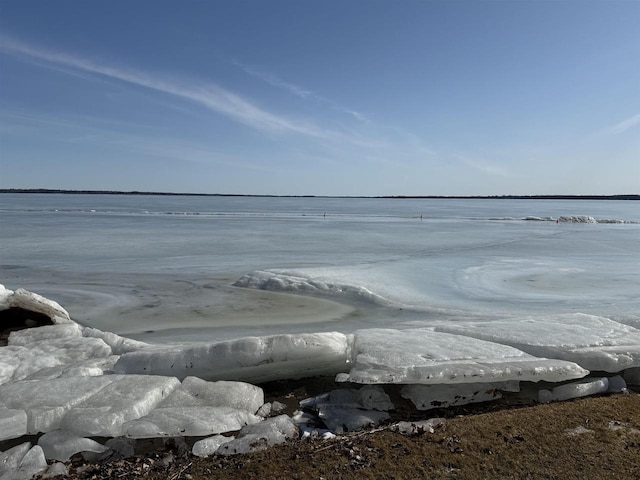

{"left": 123, "top": 406, "right": 261, "bottom": 438}
{"left": 338, "top": 328, "right": 588, "bottom": 384}
{"left": 113, "top": 332, "right": 351, "bottom": 383}
{"left": 159, "top": 377, "right": 263, "bottom": 413}
{"left": 60, "top": 375, "right": 180, "bottom": 437}
{"left": 435, "top": 313, "right": 640, "bottom": 372}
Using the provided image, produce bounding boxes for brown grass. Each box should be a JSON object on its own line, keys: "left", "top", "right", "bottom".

{"left": 67, "top": 392, "right": 640, "bottom": 480}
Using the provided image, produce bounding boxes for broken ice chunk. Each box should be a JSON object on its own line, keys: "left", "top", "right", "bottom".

{"left": 61, "top": 375, "right": 180, "bottom": 437}
{"left": 192, "top": 435, "right": 234, "bottom": 458}
{"left": 217, "top": 415, "right": 297, "bottom": 455}
{"left": 538, "top": 377, "right": 609, "bottom": 403}
{"left": 401, "top": 382, "right": 514, "bottom": 411}
{"left": 159, "top": 377, "right": 263, "bottom": 414}
{"left": 0, "top": 376, "right": 119, "bottom": 434}
{"left": 37, "top": 430, "right": 109, "bottom": 462}
{"left": 123, "top": 406, "right": 261, "bottom": 438}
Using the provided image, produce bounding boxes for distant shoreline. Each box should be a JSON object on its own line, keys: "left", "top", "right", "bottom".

{"left": 0, "top": 188, "right": 638, "bottom": 200}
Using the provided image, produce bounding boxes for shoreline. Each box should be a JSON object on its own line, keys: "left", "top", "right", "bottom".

{"left": 57, "top": 391, "right": 640, "bottom": 480}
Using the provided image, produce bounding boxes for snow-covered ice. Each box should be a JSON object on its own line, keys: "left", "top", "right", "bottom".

{"left": 337, "top": 328, "right": 588, "bottom": 385}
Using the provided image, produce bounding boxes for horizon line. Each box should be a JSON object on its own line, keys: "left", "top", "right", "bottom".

{"left": 1, "top": 189, "right": 638, "bottom": 201}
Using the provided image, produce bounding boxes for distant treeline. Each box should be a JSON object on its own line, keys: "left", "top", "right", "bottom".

{"left": 0, "top": 189, "right": 638, "bottom": 201}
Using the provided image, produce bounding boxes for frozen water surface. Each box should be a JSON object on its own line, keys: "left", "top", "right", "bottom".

{"left": 0, "top": 195, "right": 639, "bottom": 470}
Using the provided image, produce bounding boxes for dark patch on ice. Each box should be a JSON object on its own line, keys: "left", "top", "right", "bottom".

{"left": 0, "top": 307, "right": 54, "bottom": 346}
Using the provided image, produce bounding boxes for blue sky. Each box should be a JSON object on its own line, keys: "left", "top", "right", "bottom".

{"left": 0, "top": 0, "right": 638, "bottom": 195}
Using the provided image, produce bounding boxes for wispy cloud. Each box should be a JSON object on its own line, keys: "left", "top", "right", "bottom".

{"left": 456, "top": 155, "right": 511, "bottom": 178}
{"left": 0, "top": 36, "right": 332, "bottom": 138}
{"left": 232, "top": 59, "right": 367, "bottom": 122}
{"left": 599, "top": 113, "right": 640, "bottom": 136}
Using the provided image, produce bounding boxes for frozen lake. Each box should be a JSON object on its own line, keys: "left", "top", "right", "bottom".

{"left": 1, "top": 194, "right": 638, "bottom": 343}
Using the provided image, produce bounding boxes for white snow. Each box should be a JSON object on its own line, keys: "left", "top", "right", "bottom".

{"left": 435, "top": 313, "right": 640, "bottom": 372}
{"left": 337, "top": 328, "right": 588, "bottom": 385}
{"left": 394, "top": 418, "right": 446, "bottom": 435}
{"left": 113, "top": 332, "right": 351, "bottom": 383}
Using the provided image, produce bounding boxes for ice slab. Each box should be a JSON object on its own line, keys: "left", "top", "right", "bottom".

{"left": 217, "top": 415, "right": 297, "bottom": 455}
{"left": 0, "top": 409, "right": 27, "bottom": 441}
{"left": 123, "top": 406, "right": 261, "bottom": 438}
{"left": 8, "top": 324, "right": 83, "bottom": 346}
{"left": 37, "top": 430, "right": 109, "bottom": 462}
{"left": 538, "top": 377, "right": 609, "bottom": 403}
{"left": 82, "top": 327, "right": 148, "bottom": 354}
{"left": 61, "top": 375, "right": 180, "bottom": 437}
{"left": 435, "top": 313, "right": 640, "bottom": 373}
{"left": 401, "top": 382, "right": 517, "bottom": 411}
{"left": 300, "top": 385, "right": 394, "bottom": 411}
{"left": 0, "top": 285, "right": 13, "bottom": 311}
{"left": 114, "top": 332, "right": 351, "bottom": 383}
{"left": 8, "top": 288, "right": 71, "bottom": 323}
{"left": 1, "top": 336, "right": 112, "bottom": 384}
{"left": 159, "top": 377, "right": 263, "bottom": 414}
{"left": 338, "top": 328, "right": 588, "bottom": 385}
{"left": 192, "top": 435, "right": 234, "bottom": 458}
{"left": 300, "top": 386, "right": 393, "bottom": 433}
{"left": 0, "top": 445, "right": 48, "bottom": 480}
{"left": 0, "top": 376, "right": 119, "bottom": 434}
{"left": 0, "top": 443, "right": 31, "bottom": 476}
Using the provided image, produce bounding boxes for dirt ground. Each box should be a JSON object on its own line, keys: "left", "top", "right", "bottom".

{"left": 64, "top": 392, "right": 640, "bottom": 480}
